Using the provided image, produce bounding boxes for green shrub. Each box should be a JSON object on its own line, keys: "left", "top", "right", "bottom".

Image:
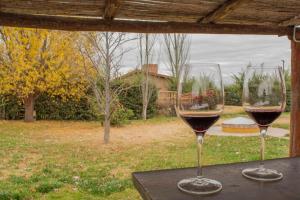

{"left": 110, "top": 104, "right": 134, "bottom": 126}
{"left": 224, "top": 71, "right": 244, "bottom": 106}
{"left": 284, "top": 70, "right": 291, "bottom": 112}
{"left": 225, "top": 84, "right": 242, "bottom": 106}
{"left": 118, "top": 83, "right": 157, "bottom": 119}
{"left": 0, "top": 79, "right": 158, "bottom": 122}
{"left": 0, "top": 95, "right": 24, "bottom": 120}
{"left": 35, "top": 93, "right": 99, "bottom": 120}
{"left": 0, "top": 93, "right": 100, "bottom": 121}
{"left": 203, "top": 90, "right": 220, "bottom": 110}
{"left": 286, "top": 89, "right": 291, "bottom": 112}
{"left": 224, "top": 69, "right": 291, "bottom": 110}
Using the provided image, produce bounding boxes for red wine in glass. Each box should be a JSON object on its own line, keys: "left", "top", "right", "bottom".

{"left": 246, "top": 109, "right": 282, "bottom": 127}
{"left": 180, "top": 114, "right": 220, "bottom": 135}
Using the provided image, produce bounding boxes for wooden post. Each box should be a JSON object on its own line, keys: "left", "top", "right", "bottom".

{"left": 290, "top": 38, "right": 300, "bottom": 157}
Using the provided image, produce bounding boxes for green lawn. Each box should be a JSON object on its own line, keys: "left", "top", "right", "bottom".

{"left": 0, "top": 114, "right": 290, "bottom": 200}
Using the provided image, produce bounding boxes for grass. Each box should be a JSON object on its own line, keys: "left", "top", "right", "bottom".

{"left": 131, "top": 115, "right": 177, "bottom": 125}
{"left": 0, "top": 107, "right": 290, "bottom": 199}
{"left": 272, "top": 112, "right": 290, "bottom": 131}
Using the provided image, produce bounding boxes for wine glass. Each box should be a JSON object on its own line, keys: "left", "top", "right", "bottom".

{"left": 242, "top": 65, "right": 286, "bottom": 181}
{"left": 177, "top": 63, "right": 224, "bottom": 195}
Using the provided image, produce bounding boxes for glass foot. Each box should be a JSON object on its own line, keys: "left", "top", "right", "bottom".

{"left": 242, "top": 167, "right": 283, "bottom": 182}
{"left": 177, "top": 177, "right": 222, "bottom": 195}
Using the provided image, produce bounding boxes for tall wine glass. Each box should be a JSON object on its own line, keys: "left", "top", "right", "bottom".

{"left": 242, "top": 65, "right": 286, "bottom": 181}
{"left": 177, "top": 63, "right": 224, "bottom": 195}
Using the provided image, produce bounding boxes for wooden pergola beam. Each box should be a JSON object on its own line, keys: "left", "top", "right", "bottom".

{"left": 0, "top": 12, "right": 290, "bottom": 35}
{"left": 280, "top": 15, "right": 300, "bottom": 27}
{"left": 103, "top": 0, "right": 122, "bottom": 20}
{"left": 200, "top": 0, "right": 251, "bottom": 24}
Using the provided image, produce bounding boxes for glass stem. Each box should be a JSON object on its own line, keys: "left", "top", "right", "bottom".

{"left": 196, "top": 133, "right": 204, "bottom": 178}
{"left": 259, "top": 127, "right": 267, "bottom": 170}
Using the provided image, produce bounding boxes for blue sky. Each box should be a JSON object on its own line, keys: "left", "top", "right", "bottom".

{"left": 122, "top": 34, "right": 291, "bottom": 84}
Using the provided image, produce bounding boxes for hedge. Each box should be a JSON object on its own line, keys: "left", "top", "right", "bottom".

{"left": 117, "top": 83, "right": 158, "bottom": 119}
{"left": 0, "top": 93, "right": 99, "bottom": 121}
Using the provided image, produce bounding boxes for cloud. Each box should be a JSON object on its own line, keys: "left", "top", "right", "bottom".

{"left": 121, "top": 34, "right": 291, "bottom": 84}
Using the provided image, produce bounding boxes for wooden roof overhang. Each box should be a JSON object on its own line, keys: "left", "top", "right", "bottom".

{"left": 1, "top": 0, "right": 300, "bottom": 157}
{"left": 0, "top": 0, "right": 299, "bottom": 36}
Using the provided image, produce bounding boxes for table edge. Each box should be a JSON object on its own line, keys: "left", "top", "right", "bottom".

{"left": 132, "top": 157, "right": 296, "bottom": 176}
{"left": 132, "top": 173, "right": 153, "bottom": 200}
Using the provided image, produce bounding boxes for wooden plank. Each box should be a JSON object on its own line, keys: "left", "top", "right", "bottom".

{"left": 0, "top": 12, "right": 290, "bottom": 35}
{"left": 103, "top": 0, "right": 122, "bottom": 20}
{"left": 200, "top": 0, "right": 252, "bottom": 23}
{"left": 280, "top": 15, "right": 300, "bottom": 26}
{"left": 290, "top": 38, "right": 300, "bottom": 157}
{"left": 0, "top": 0, "right": 105, "bottom": 17}
{"left": 133, "top": 157, "right": 300, "bottom": 200}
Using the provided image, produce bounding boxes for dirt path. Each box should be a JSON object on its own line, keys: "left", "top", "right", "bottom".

{"left": 26, "top": 119, "right": 190, "bottom": 147}
{"left": 113, "top": 120, "right": 188, "bottom": 144}
{"left": 24, "top": 106, "right": 243, "bottom": 145}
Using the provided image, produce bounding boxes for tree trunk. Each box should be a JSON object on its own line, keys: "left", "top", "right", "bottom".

{"left": 104, "top": 113, "right": 110, "bottom": 144}
{"left": 142, "top": 69, "right": 149, "bottom": 120}
{"left": 142, "top": 100, "right": 147, "bottom": 120}
{"left": 142, "top": 68, "right": 148, "bottom": 120}
{"left": 24, "top": 94, "right": 35, "bottom": 122}
{"left": 104, "top": 82, "right": 110, "bottom": 143}
{"left": 142, "top": 34, "right": 149, "bottom": 120}
{"left": 104, "top": 32, "right": 111, "bottom": 144}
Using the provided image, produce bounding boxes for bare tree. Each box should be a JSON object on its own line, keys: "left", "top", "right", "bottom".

{"left": 78, "top": 32, "right": 133, "bottom": 143}
{"left": 138, "top": 33, "right": 157, "bottom": 120}
{"left": 163, "top": 34, "right": 191, "bottom": 92}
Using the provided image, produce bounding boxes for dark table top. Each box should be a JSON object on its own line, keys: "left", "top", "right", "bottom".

{"left": 132, "top": 157, "right": 300, "bottom": 200}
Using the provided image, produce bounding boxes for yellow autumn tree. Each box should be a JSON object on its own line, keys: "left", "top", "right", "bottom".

{"left": 0, "top": 27, "right": 87, "bottom": 122}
